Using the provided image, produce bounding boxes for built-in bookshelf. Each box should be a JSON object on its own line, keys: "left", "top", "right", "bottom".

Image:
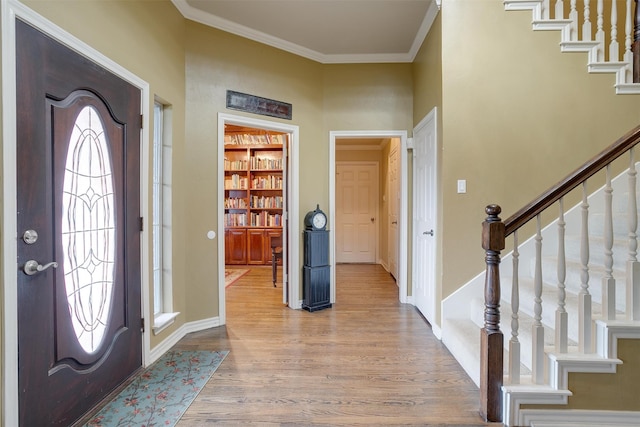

{"left": 224, "top": 126, "right": 285, "bottom": 265}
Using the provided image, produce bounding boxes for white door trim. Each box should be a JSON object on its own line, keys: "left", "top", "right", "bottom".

{"left": 2, "top": 2, "right": 151, "bottom": 425}
{"left": 329, "top": 130, "right": 409, "bottom": 304}
{"left": 217, "top": 113, "right": 301, "bottom": 318}
{"left": 335, "top": 161, "right": 379, "bottom": 264}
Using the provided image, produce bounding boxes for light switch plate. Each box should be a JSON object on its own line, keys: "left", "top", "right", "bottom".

{"left": 457, "top": 179, "right": 466, "bottom": 194}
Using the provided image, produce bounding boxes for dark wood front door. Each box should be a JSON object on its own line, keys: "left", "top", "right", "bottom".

{"left": 16, "top": 19, "right": 142, "bottom": 426}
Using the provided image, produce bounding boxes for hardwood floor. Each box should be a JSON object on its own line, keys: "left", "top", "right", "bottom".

{"left": 177, "top": 264, "right": 496, "bottom": 426}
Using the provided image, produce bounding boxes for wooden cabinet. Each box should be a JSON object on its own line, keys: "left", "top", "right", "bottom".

{"left": 225, "top": 229, "right": 247, "bottom": 265}
{"left": 224, "top": 127, "right": 284, "bottom": 265}
{"left": 247, "top": 228, "right": 266, "bottom": 264}
{"left": 246, "top": 228, "right": 282, "bottom": 264}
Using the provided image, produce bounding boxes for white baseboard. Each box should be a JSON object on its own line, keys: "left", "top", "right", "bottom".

{"left": 431, "top": 323, "right": 442, "bottom": 340}
{"left": 148, "top": 316, "right": 221, "bottom": 365}
{"left": 521, "top": 409, "right": 640, "bottom": 426}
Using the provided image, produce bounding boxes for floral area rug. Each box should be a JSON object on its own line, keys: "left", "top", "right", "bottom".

{"left": 225, "top": 268, "right": 249, "bottom": 287}
{"left": 84, "top": 350, "right": 228, "bottom": 427}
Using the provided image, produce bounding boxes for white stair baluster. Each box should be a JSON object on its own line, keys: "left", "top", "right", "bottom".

{"left": 627, "top": 147, "right": 640, "bottom": 320}
{"left": 509, "top": 231, "right": 520, "bottom": 384}
{"left": 556, "top": 198, "right": 568, "bottom": 353}
{"left": 596, "top": 0, "right": 605, "bottom": 61}
{"left": 624, "top": 0, "right": 633, "bottom": 81}
{"left": 603, "top": 164, "right": 616, "bottom": 320}
{"left": 543, "top": 0, "right": 551, "bottom": 19}
{"left": 555, "top": 0, "right": 565, "bottom": 19}
{"left": 583, "top": 0, "right": 592, "bottom": 40}
{"left": 532, "top": 215, "right": 545, "bottom": 384}
{"left": 610, "top": 0, "right": 620, "bottom": 61}
{"left": 579, "top": 182, "right": 593, "bottom": 353}
{"left": 570, "top": 0, "right": 579, "bottom": 40}
{"left": 625, "top": 0, "right": 633, "bottom": 63}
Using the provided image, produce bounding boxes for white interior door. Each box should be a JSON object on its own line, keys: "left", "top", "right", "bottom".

{"left": 388, "top": 139, "right": 400, "bottom": 280}
{"left": 412, "top": 109, "right": 437, "bottom": 324}
{"left": 336, "top": 162, "right": 378, "bottom": 263}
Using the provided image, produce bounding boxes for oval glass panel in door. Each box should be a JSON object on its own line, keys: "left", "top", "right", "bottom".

{"left": 61, "top": 105, "right": 115, "bottom": 354}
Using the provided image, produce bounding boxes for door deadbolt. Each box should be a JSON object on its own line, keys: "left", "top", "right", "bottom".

{"left": 23, "top": 229, "right": 38, "bottom": 244}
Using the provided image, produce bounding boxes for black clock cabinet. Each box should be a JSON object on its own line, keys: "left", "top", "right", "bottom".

{"left": 302, "top": 229, "right": 331, "bottom": 312}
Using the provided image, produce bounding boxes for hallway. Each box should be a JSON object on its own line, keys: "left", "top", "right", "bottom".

{"left": 176, "top": 264, "right": 493, "bottom": 425}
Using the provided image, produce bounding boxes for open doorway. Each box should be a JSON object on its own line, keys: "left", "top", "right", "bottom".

{"left": 217, "top": 114, "right": 300, "bottom": 324}
{"left": 329, "top": 131, "right": 409, "bottom": 305}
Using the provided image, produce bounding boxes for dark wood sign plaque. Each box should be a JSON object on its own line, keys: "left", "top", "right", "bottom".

{"left": 226, "top": 90, "right": 292, "bottom": 120}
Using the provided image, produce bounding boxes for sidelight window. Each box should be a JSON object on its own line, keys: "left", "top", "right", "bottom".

{"left": 152, "top": 99, "right": 178, "bottom": 333}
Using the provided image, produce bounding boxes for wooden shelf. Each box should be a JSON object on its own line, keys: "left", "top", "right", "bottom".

{"left": 224, "top": 129, "right": 284, "bottom": 265}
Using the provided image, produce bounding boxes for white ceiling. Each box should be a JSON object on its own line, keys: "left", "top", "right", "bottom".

{"left": 172, "top": 0, "right": 441, "bottom": 64}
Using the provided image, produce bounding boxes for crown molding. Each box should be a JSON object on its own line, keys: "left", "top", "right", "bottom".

{"left": 172, "top": 0, "right": 440, "bottom": 64}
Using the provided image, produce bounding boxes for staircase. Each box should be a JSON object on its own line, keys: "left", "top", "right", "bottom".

{"left": 441, "top": 2, "right": 640, "bottom": 425}
{"left": 504, "top": 0, "right": 640, "bottom": 94}
{"left": 442, "top": 159, "right": 640, "bottom": 425}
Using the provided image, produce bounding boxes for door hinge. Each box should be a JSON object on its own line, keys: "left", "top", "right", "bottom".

{"left": 139, "top": 217, "right": 144, "bottom": 232}
{"left": 140, "top": 114, "right": 144, "bottom": 129}
{"left": 141, "top": 318, "right": 145, "bottom": 333}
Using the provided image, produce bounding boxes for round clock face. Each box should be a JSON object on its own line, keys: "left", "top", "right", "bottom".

{"left": 313, "top": 212, "right": 327, "bottom": 229}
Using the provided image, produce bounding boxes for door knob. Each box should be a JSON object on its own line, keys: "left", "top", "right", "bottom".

{"left": 423, "top": 229, "right": 434, "bottom": 236}
{"left": 23, "top": 260, "right": 58, "bottom": 276}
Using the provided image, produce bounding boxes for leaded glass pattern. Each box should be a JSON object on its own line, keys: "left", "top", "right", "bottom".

{"left": 61, "top": 105, "right": 115, "bottom": 354}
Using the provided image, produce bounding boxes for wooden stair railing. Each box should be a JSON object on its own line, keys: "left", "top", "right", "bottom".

{"left": 480, "top": 124, "right": 640, "bottom": 422}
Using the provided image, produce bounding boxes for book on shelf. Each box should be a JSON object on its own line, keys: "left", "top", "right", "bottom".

{"left": 224, "top": 133, "right": 284, "bottom": 145}
{"left": 224, "top": 174, "right": 248, "bottom": 189}
{"left": 250, "top": 211, "right": 282, "bottom": 227}
{"left": 250, "top": 195, "right": 283, "bottom": 209}
{"left": 251, "top": 175, "right": 283, "bottom": 190}
{"left": 225, "top": 197, "right": 248, "bottom": 209}
{"left": 250, "top": 156, "right": 282, "bottom": 170}
{"left": 224, "top": 158, "right": 248, "bottom": 170}
{"left": 224, "top": 213, "right": 247, "bottom": 227}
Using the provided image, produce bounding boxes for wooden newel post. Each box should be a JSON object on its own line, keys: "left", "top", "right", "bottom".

{"left": 480, "top": 204, "right": 505, "bottom": 422}
{"left": 633, "top": 0, "right": 640, "bottom": 82}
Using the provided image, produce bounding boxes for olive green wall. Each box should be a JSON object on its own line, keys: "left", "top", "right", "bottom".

{"left": 521, "top": 339, "right": 640, "bottom": 411}
{"left": 438, "top": 0, "right": 640, "bottom": 305}
{"left": 561, "top": 339, "right": 640, "bottom": 409}
{"left": 185, "top": 23, "right": 413, "bottom": 317}
{"left": 20, "top": 0, "right": 187, "bottom": 347}
{"left": 6, "top": 0, "right": 640, "bottom": 420}
{"left": 322, "top": 64, "right": 413, "bottom": 132}
{"left": 7, "top": 1, "right": 415, "bottom": 361}
{"left": 184, "top": 21, "right": 324, "bottom": 320}
{"left": 411, "top": 11, "right": 443, "bottom": 316}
